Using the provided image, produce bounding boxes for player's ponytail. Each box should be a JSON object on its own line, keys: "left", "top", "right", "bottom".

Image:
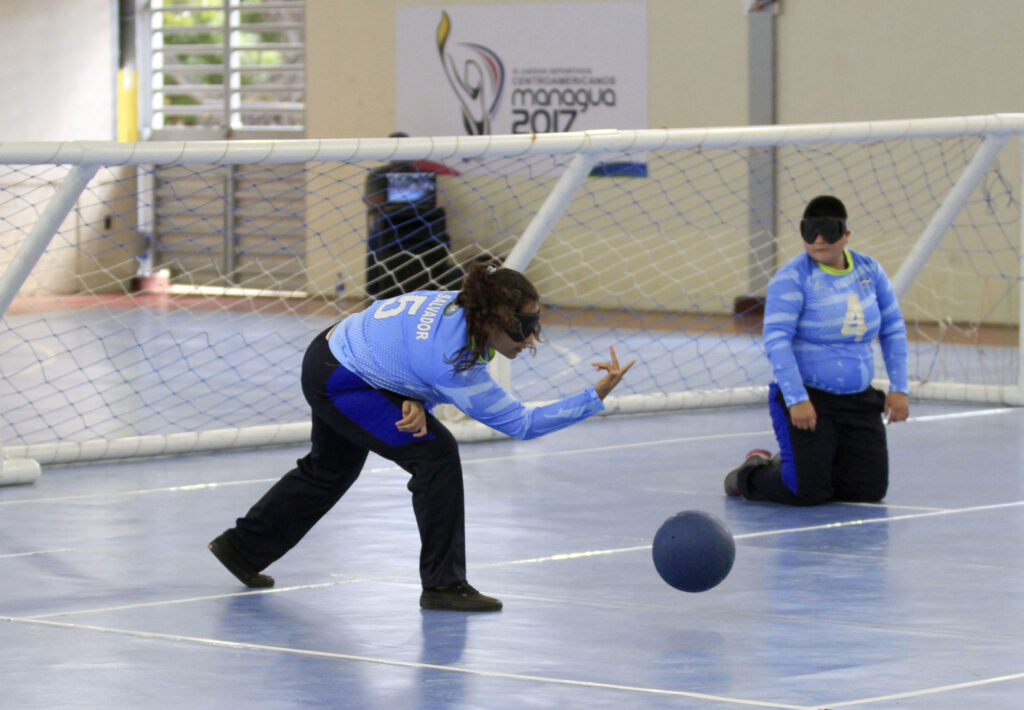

{"left": 451, "top": 261, "right": 540, "bottom": 372}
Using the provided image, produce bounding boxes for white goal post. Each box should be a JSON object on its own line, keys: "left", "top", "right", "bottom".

{"left": 1, "top": 113, "right": 1022, "bottom": 480}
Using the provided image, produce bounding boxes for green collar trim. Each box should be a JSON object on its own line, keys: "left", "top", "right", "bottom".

{"left": 818, "top": 248, "right": 853, "bottom": 275}
{"left": 470, "top": 336, "right": 495, "bottom": 363}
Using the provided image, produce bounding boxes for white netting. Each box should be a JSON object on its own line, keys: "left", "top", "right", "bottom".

{"left": 0, "top": 117, "right": 1020, "bottom": 465}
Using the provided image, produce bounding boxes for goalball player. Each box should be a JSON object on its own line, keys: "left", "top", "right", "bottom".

{"left": 210, "top": 262, "right": 635, "bottom": 611}
{"left": 725, "top": 195, "right": 910, "bottom": 506}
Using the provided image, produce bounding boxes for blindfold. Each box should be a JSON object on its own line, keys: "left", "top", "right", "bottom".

{"left": 505, "top": 311, "right": 540, "bottom": 342}
{"left": 800, "top": 217, "right": 846, "bottom": 244}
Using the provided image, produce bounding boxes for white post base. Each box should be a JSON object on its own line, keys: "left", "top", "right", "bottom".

{"left": 0, "top": 458, "right": 41, "bottom": 486}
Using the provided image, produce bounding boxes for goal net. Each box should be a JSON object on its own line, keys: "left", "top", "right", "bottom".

{"left": 1, "top": 114, "right": 1021, "bottom": 475}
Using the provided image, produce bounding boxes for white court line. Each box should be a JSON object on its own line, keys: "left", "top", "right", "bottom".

{"left": 1, "top": 405, "right": 1014, "bottom": 508}
{"left": 8, "top": 614, "right": 1023, "bottom": 710}
{"left": 13, "top": 341, "right": 59, "bottom": 378}
{"left": 821, "top": 671, "right": 1024, "bottom": 708}
{"left": 19, "top": 579, "right": 377, "bottom": 620}
{"left": 838, "top": 501, "right": 948, "bottom": 512}
{"left": 17, "top": 499, "right": 1022, "bottom": 622}
{"left": 909, "top": 407, "right": 1015, "bottom": 422}
{"left": 460, "top": 404, "right": 1015, "bottom": 465}
{"left": 734, "top": 500, "right": 1024, "bottom": 539}
{"left": 0, "top": 409, "right": 1015, "bottom": 563}
{"left": 464, "top": 428, "right": 776, "bottom": 465}
{"left": 1, "top": 615, "right": 810, "bottom": 710}
{"left": 0, "top": 547, "right": 75, "bottom": 559}
{"left": 0, "top": 477, "right": 282, "bottom": 506}
{"left": 0, "top": 430, "right": 770, "bottom": 508}
{"left": 469, "top": 500, "right": 1024, "bottom": 563}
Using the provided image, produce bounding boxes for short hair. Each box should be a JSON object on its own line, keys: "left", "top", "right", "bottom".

{"left": 803, "top": 195, "right": 847, "bottom": 220}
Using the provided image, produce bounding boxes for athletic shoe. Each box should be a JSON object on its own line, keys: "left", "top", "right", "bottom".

{"left": 724, "top": 448, "right": 773, "bottom": 497}
{"left": 420, "top": 581, "right": 503, "bottom": 612}
{"left": 208, "top": 534, "right": 275, "bottom": 588}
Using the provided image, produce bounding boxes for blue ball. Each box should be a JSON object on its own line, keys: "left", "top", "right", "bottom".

{"left": 652, "top": 510, "right": 735, "bottom": 592}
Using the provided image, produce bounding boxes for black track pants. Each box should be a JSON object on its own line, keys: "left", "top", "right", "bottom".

{"left": 741, "top": 384, "right": 888, "bottom": 506}
{"left": 224, "top": 328, "right": 467, "bottom": 588}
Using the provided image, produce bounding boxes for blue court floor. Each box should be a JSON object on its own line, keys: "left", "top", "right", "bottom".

{"left": 2, "top": 401, "right": 1023, "bottom": 709}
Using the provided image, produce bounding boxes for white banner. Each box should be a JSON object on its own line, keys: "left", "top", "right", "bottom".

{"left": 396, "top": 2, "right": 647, "bottom": 138}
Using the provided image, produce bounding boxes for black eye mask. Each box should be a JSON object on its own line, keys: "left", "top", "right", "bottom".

{"left": 505, "top": 312, "right": 540, "bottom": 343}
{"left": 800, "top": 217, "right": 846, "bottom": 244}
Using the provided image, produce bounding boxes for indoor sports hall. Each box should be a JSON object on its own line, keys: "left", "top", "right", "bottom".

{"left": 2, "top": 1, "right": 1024, "bottom": 709}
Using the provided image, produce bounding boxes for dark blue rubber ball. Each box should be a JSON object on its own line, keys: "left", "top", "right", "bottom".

{"left": 652, "top": 510, "right": 735, "bottom": 592}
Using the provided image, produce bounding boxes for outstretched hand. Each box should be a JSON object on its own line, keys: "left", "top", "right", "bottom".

{"left": 396, "top": 400, "right": 428, "bottom": 437}
{"left": 592, "top": 346, "right": 636, "bottom": 400}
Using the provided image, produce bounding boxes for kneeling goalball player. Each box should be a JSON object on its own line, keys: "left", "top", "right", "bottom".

{"left": 725, "top": 195, "right": 910, "bottom": 506}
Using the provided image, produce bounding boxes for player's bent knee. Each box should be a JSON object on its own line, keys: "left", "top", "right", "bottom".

{"left": 422, "top": 423, "right": 459, "bottom": 459}
{"left": 840, "top": 488, "right": 887, "bottom": 503}
{"left": 791, "top": 491, "right": 833, "bottom": 507}
{"left": 400, "top": 424, "right": 462, "bottom": 487}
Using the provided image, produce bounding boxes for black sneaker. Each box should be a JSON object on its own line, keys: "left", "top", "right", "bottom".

{"left": 208, "top": 534, "right": 275, "bottom": 588}
{"left": 420, "top": 581, "right": 502, "bottom": 612}
{"left": 724, "top": 448, "right": 772, "bottom": 497}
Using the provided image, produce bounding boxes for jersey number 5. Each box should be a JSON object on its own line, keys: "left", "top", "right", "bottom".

{"left": 373, "top": 294, "right": 427, "bottom": 319}
{"left": 841, "top": 293, "right": 868, "bottom": 341}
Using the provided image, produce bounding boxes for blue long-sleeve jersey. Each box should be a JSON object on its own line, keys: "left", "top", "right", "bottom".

{"left": 763, "top": 249, "right": 909, "bottom": 406}
{"left": 327, "top": 291, "right": 604, "bottom": 440}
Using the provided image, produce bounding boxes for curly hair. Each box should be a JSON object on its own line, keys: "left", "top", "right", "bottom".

{"left": 449, "top": 262, "right": 541, "bottom": 372}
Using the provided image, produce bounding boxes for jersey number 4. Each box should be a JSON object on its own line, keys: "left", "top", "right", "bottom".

{"left": 841, "top": 293, "right": 868, "bottom": 341}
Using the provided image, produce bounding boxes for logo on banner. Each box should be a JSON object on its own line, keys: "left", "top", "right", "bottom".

{"left": 436, "top": 11, "right": 505, "bottom": 135}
